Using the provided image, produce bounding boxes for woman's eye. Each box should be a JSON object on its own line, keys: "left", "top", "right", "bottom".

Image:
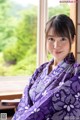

{"left": 48, "top": 38, "right": 54, "bottom": 41}
{"left": 61, "top": 37, "right": 66, "bottom": 41}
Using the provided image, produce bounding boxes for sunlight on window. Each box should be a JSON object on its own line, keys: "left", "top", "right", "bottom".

{"left": 48, "top": 0, "right": 60, "bottom": 7}
{"left": 11, "top": 0, "right": 38, "bottom": 6}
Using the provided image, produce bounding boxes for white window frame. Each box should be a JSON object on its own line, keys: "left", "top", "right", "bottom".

{"left": 37, "top": 0, "right": 48, "bottom": 67}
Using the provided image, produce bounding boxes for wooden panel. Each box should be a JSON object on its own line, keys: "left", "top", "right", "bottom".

{"left": 70, "top": 3, "right": 77, "bottom": 58}
{"left": 77, "top": 26, "right": 80, "bottom": 52}
{"left": 77, "top": 54, "right": 80, "bottom": 63}
{"left": 0, "top": 94, "right": 22, "bottom": 100}
{"left": 78, "top": 1, "right": 80, "bottom": 23}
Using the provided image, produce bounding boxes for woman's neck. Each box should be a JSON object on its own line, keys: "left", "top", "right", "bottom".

{"left": 53, "top": 60, "right": 57, "bottom": 66}
{"left": 52, "top": 64, "right": 57, "bottom": 70}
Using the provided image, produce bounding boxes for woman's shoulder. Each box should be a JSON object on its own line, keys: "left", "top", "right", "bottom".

{"left": 35, "top": 61, "right": 49, "bottom": 73}
{"left": 74, "top": 62, "right": 80, "bottom": 67}
{"left": 73, "top": 62, "right": 80, "bottom": 75}
{"left": 29, "top": 62, "right": 49, "bottom": 84}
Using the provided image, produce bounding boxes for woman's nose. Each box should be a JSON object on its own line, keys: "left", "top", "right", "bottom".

{"left": 53, "top": 41, "right": 60, "bottom": 48}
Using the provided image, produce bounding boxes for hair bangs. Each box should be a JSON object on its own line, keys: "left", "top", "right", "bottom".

{"left": 51, "top": 20, "right": 70, "bottom": 39}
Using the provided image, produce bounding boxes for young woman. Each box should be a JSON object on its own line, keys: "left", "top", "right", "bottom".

{"left": 12, "top": 14, "right": 80, "bottom": 120}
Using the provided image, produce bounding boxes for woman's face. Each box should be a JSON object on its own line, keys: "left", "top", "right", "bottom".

{"left": 47, "top": 28, "right": 72, "bottom": 65}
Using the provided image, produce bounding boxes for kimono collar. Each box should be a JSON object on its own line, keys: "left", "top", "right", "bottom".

{"left": 45, "top": 52, "right": 75, "bottom": 75}
{"left": 48, "top": 52, "right": 75, "bottom": 66}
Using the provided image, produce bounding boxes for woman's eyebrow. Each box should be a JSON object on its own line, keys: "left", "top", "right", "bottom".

{"left": 47, "top": 35, "right": 54, "bottom": 37}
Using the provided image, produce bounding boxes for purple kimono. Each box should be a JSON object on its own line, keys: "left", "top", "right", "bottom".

{"left": 12, "top": 53, "right": 80, "bottom": 120}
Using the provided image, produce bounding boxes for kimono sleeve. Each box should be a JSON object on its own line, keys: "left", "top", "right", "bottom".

{"left": 12, "top": 79, "right": 34, "bottom": 120}
{"left": 12, "top": 62, "right": 48, "bottom": 120}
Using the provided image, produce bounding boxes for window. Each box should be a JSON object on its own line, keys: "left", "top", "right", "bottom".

{"left": 0, "top": 0, "right": 77, "bottom": 98}
{"left": 0, "top": 0, "right": 38, "bottom": 76}
{"left": 0, "top": 0, "right": 38, "bottom": 99}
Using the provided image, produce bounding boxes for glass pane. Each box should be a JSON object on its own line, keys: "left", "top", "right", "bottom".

{"left": 0, "top": 0, "right": 38, "bottom": 76}
{"left": 47, "top": 0, "right": 70, "bottom": 60}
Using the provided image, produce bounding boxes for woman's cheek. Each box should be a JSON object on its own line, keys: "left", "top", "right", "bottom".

{"left": 47, "top": 43, "right": 51, "bottom": 49}
{"left": 48, "top": 46, "right": 53, "bottom": 54}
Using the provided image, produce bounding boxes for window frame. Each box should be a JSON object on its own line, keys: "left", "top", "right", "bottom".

{"left": 70, "top": 2, "right": 77, "bottom": 59}
{"left": 0, "top": 0, "right": 77, "bottom": 99}
{"left": 37, "top": 0, "right": 48, "bottom": 67}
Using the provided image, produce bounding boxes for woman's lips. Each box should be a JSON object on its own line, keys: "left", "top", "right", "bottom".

{"left": 55, "top": 51, "right": 63, "bottom": 54}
